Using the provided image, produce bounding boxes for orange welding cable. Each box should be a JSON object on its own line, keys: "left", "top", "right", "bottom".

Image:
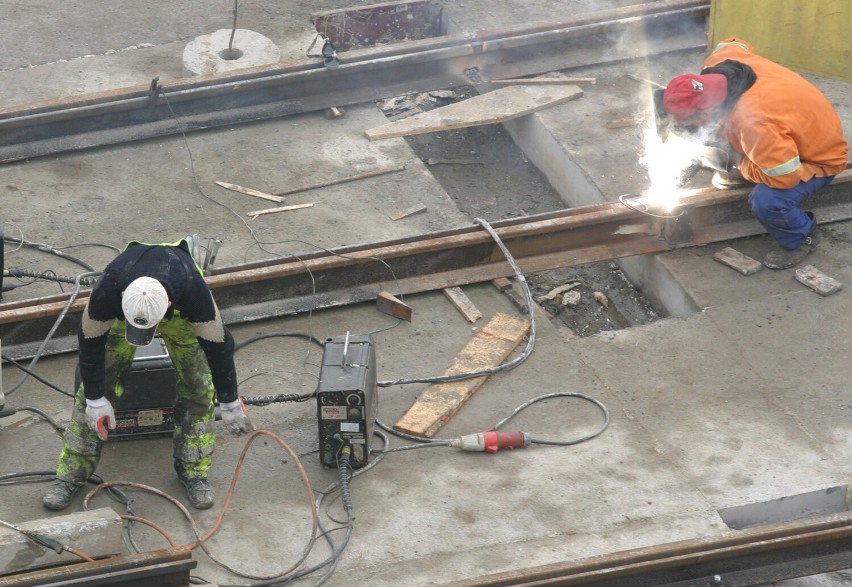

{"left": 195, "top": 429, "right": 320, "bottom": 580}
{"left": 64, "top": 546, "right": 95, "bottom": 562}
{"left": 83, "top": 429, "right": 319, "bottom": 581}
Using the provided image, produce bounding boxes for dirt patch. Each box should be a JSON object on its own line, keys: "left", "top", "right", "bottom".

{"left": 377, "top": 86, "right": 662, "bottom": 336}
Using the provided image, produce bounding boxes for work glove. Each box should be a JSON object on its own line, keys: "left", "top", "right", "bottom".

{"left": 699, "top": 145, "right": 743, "bottom": 174}
{"left": 85, "top": 396, "right": 116, "bottom": 441}
{"left": 219, "top": 398, "right": 251, "bottom": 436}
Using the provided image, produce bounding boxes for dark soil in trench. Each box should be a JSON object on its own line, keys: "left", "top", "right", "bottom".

{"left": 377, "top": 87, "right": 662, "bottom": 336}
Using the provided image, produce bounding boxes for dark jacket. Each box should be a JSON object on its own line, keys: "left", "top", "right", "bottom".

{"left": 78, "top": 242, "right": 238, "bottom": 403}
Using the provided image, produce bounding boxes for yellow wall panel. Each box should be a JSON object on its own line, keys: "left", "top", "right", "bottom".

{"left": 709, "top": 0, "right": 852, "bottom": 82}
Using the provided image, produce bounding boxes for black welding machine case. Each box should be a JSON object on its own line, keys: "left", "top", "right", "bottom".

{"left": 76, "top": 337, "right": 178, "bottom": 441}
{"left": 316, "top": 334, "right": 377, "bottom": 469}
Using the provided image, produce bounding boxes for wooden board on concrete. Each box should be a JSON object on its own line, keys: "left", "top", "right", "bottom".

{"left": 795, "top": 265, "right": 843, "bottom": 296}
{"left": 713, "top": 246, "right": 762, "bottom": 275}
{"left": 393, "top": 312, "right": 530, "bottom": 438}
{"left": 365, "top": 85, "right": 583, "bottom": 141}
{"left": 443, "top": 286, "right": 482, "bottom": 323}
{"left": 376, "top": 291, "right": 413, "bottom": 321}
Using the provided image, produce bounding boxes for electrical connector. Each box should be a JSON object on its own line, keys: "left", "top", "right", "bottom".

{"left": 451, "top": 431, "right": 531, "bottom": 453}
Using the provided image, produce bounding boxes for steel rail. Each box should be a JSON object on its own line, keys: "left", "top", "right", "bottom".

{"left": 0, "top": 547, "right": 195, "bottom": 586}
{"left": 0, "top": 0, "right": 709, "bottom": 162}
{"left": 0, "top": 171, "right": 850, "bottom": 359}
{"left": 437, "top": 511, "right": 852, "bottom": 587}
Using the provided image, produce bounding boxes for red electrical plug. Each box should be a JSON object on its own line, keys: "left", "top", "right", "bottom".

{"left": 451, "top": 431, "right": 531, "bottom": 453}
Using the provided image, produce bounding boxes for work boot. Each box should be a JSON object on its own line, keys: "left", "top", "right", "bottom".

{"left": 43, "top": 479, "right": 83, "bottom": 510}
{"left": 763, "top": 225, "right": 821, "bottom": 270}
{"left": 181, "top": 477, "right": 215, "bottom": 510}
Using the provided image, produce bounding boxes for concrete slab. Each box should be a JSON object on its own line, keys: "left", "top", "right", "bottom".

{"left": 1, "top": 1, "right": 851, "bottom": 586}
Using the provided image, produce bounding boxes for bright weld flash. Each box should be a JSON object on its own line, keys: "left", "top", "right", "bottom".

{"left": 638, "top": 128, "right": 705, "bottom": 212}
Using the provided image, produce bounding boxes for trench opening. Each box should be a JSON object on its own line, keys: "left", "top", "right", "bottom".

{"left": 317, "top": 0, "right": 694, "bottom": 335}
{"left": 377, "top": 86, "right": 666, "bottom": 337}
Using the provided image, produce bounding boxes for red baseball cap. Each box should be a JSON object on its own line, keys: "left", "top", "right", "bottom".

{"left": 662, "top": 73, "right": 727, "bottom": 121}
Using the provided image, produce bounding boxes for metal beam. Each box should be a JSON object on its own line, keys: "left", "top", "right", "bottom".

{"left": 0, "top": 172, "right": 850, "bottom": 359}
{"left": 0, "top": 0, "right": 709, "bottom": 162}
{"left": 435, "top": 511, "right": 852, "bottom": 587}
{"left": 0, "top": 547, "right": 195, "bottom": 586}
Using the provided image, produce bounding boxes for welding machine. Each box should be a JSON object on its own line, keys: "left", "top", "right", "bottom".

{"left": 316, "top": 333, "right": 377, "bottom": 469}
{"left": 75, "top": 337, "right": 178, "bottom": 441}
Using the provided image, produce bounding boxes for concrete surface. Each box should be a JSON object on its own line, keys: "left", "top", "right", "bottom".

{"left": 1, "top": 1, "right": 850, "bottom": 586}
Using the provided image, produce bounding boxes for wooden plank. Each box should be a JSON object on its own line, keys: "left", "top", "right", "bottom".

{"left": 376, "top": 291, "right": 413, "bottom": 321}
{"left": 795, "top": 265, "right": 843, "bottom": 296}
{"left": 365, "top": 85, "right": 584, "bottom": 140}
{"left": 273, "top": 165, "right": 406, "bottom": 196}
{"left": 713, "top": 246, "right": 762, "bottom": 275}
{"left": 393, "top": 312, "right": 530, "bottom": 438}
{"left": 443, "top": 286, "right": 482, "bottom": 323}
{"left": 247, "top": 203, "right": 314, "bottom": 218}
{"left": 389, "top": 203, "right": 427, "bottom": 221}
{"left": 491, "top": 277, "right": 512, "bottom": 291}
{"left": 216, "top": 181, "right": 284, "bottom": 203}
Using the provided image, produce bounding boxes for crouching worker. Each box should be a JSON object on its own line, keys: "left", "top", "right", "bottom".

{"left": 43, "top": 238, "right": 250, "bottom": 511}
{"left": 660, "top": 38, "right": 848, "bottom": 269}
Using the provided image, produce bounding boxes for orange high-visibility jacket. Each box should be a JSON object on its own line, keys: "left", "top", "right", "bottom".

{"left": 704, "top": 38, "right": 848, "bottom": 189}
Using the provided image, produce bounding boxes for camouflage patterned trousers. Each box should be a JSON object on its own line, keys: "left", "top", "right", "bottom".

{"left": 55, "top": 318, "right": 216, "bottom": 485}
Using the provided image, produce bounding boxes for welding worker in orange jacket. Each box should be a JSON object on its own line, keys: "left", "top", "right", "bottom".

{"left": 660, "top": 38, "right": 848, "bottom": 269}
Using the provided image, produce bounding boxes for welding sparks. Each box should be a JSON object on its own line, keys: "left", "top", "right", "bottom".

{"left": 637, "top": 128, "right": 707, "bottom": 212}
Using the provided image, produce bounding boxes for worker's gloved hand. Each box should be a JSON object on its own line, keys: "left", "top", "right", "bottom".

{"left": 699, "top": 146, "right": 733, "bottom": 173}
{"left": 85, "top": 397, "right": 116, "bottom": 441}
{"left": 219, "top": 398, "right": 250, "bottom": 436}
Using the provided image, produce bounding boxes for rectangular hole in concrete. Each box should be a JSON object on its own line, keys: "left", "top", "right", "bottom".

{"left": 311, "top": 0, "right": 444, "bottom": 51}
{"left": 718, "top": 485, "right": 849, "bottom": 530}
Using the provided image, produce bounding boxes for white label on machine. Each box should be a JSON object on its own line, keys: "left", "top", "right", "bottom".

{"left": 340, "top": 422, "right": 360, "bottom": 432}
{"left": 321, "top": 406, "right": 346, "bottom": 420}
{"left": 137, "top": 409, "right": 164, "bottom": 426}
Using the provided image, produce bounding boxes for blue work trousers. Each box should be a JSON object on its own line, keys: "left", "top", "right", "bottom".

{"left": 748, "top": 175, "right": 835, "bottom": 250}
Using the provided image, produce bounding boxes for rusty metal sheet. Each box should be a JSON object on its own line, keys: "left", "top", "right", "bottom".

{"left": 311, "top": 0, "right": 443, "bottom": 50}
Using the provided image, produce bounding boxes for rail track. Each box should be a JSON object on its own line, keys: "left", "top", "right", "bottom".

{"left": 0, "top": 172, "right": 850, "bottom": 359}
{"left": 0, "top": 0, "right": 709, "bottom": 162}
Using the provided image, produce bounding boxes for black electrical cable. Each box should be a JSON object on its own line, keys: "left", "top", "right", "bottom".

{"left": 377, "top": 217, "right": 536, "bottom": 388}
{"left": 0, "top": 406, "right": 65, "bottom": 434}
{"left": 3, "top": 237, "right": 97, "bottom": 271}
{"left": 0, "top": 471, "right": 132, "bottom": 505}
{"left": 233, "top": 331, "right": 325, "bottom": 352}
{"left": 234, "top": 332, "right": 325, "bottom": 405}
{"left": 4, "top": 268, "right": 99, "bottom": 286}
{"left": 1, "top": 353, "right": 74, "bottom": 398}
{"left": 3, "top": 271, "right": 100, "bottom": 399}
{"left": 373, "top": 391, "right": 609, "bottom": 452}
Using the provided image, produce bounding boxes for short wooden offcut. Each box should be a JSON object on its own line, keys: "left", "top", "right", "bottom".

{"left": 393, "top": 312, "right": 531, "bottom": 438}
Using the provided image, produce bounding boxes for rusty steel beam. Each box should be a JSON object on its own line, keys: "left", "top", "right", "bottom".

{"left": 0, "top": 547, "right": 195, "bottom": 586}
{"left": 0, "top": 171, "right": 850, "bottom": 359}
{"left": 437, "top": 511, "right": 852, "bottom": 587}
{"left": 0, "top": 0, "right": 709, "bottom": 162}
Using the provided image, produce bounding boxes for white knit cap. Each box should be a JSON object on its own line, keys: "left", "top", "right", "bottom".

{"left": 121, "top": 276, "right": 169, "bottom": 346}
